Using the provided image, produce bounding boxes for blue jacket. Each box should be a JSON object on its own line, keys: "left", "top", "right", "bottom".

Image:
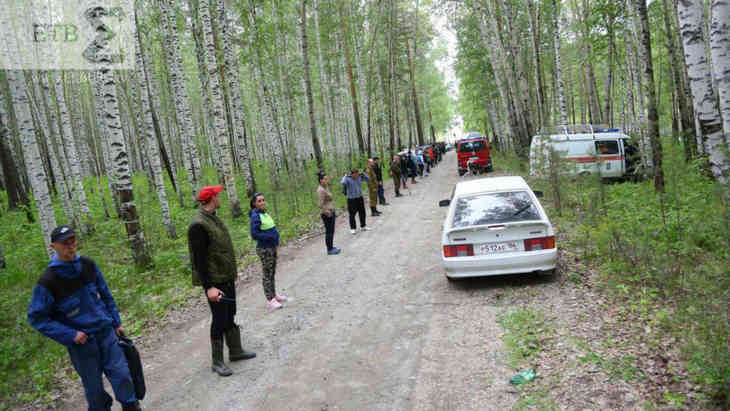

{"left": 250, "top": 208, "right": 280, "bottom": 248}
{"left": 27, "top": 254, "right": 121, "bottom": 347}
{"left": 340, "top": 174, "right": 370, "bottom": 199}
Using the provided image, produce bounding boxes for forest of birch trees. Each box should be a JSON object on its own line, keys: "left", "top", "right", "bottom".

{"left": 453, "top": 0, "right": 730, "bottom": 194}
{"left": 0, "top": 0, "right": 453, "bottom": 265}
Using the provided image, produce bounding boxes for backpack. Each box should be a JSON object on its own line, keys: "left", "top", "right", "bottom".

{"left": 342, "top": 181, "right": 348, "bottom": 196}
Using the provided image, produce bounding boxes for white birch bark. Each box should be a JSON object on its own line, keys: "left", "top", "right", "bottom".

{"left": 53, "top": 71, "right": 94, "bottom": 233}
{"left": 90, "top": 71, "right": 121, "bottom": 216}
{"left": 38, "top": 71, "right": 76, "bottom": 226}
{"left": 553, "top": 0, "right": 568, "bottom": 125}
{"left": 709, "top": 0, "right": 730, "bottom": 146}
{"left": 159, "top": 0, "right": 202, "bottom": 200}
{"left": 201, "top": 0, "right": 242, "bottom": 217}
{"left": 217, "top": 0, "right": 254, "bottom": 196}
{"left": 678, "top": 0, "right": 729, "bottom": 183}
{"left": 136, "top": 24, "right": 177, "bottom": 238}
{"left": 7, "top": 70, "right": 56, "bottom": 254}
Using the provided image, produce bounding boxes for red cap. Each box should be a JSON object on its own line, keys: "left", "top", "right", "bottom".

{"left": 197, "top": 185, "right": 224, "bottom": 202}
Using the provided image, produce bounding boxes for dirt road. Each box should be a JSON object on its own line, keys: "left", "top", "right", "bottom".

{"left": 52, "top": 151, "right": 661, "bottom": 410}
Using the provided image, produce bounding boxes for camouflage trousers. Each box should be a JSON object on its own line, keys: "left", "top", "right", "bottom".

{"left": 256, "top": 247, "right": 277, "bottom": 300}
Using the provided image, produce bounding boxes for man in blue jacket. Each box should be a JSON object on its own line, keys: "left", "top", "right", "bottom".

{"left": 28, "top": 226, "right": 141, "bottom": 411}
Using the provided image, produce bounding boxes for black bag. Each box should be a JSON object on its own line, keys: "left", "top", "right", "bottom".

{"left": 118, "top": 333, "right": 146, "bottom": 400}
{"left": 342, "top": 182, "right": 348, "bottom": 196}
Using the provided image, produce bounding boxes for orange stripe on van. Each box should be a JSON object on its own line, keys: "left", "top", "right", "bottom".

{"left": 567, "top": 155, "right": 624, "bottom": 163}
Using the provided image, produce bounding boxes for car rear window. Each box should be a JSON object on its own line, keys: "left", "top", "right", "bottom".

{"left": 458, "top": 140, "right": 487, "bottom": 153}
{"left": 451, "top": 191, "right": 540, "bottom": 228}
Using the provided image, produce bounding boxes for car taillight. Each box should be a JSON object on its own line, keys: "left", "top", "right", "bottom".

{"left": 443, "top": 244, "right": 474, "bottom": 258}
{"left": 524, "top": 236, "right": 555, "bottom": 251}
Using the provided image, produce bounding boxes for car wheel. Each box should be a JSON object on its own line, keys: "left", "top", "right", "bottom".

{"left": 458, "top": 169, "right": 466, "bottom": 176}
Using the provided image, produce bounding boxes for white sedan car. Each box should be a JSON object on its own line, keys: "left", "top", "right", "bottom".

{"left": 439, "top": 176, "right": 557, "bottom": 279}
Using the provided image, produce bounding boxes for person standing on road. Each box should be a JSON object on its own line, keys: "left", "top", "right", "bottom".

{"left": 389, "top": 155, "right": 403, "bottom": 197}
{"left": 365, "top": 159, "right": 382, "bottom": 217}
{"left": 317, "top": 172, "right": 341, "bottom": 255}
{"left": 188, "top": 185, "right": 257, "bottom": 377}
{"left": 27, "top": 226, "right": 143, "bottom": 410}
{"left": 373, "top": 157, "right": 389, "bottom": 206}
{"left": 407, "top": 151, "right": 418, "bottom": 184}
{"left": 249, "top": 193, "right": 286, "bottom": 310}
{"left": 341, "top": 168, "right": 372, "bottom": 234}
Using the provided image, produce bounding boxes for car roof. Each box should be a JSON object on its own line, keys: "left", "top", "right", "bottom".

{"left": 454, "top": 176, "right": 530, "bottom": 197}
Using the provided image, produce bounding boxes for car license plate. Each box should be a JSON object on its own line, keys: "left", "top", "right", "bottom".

{"left": 476, "top": 241, "right": 520, "bottom": 255}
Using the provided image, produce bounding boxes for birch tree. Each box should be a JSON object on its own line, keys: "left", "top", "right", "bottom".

{"left": 709, "top": 0, "right": 730, "bottom": 148}
{"left": 87, "top": 7, "right": 151, "bottom": 266}
{"left": 6, "top": 70, "right": 56, "bottom": 254}
{"left": 201, "top": 0, "right": 243, "bottom": 216}
{"left": 301, "top": 0, "right": 324, "bottom": 170}
{"left": 678, "top": 0, "right": 730, "bottom": 184}
{"left": 136, "top": 14, "right": 177, "bottom": 239}
{"left": 554, "top": 0, "right": 568, "bottom": 125}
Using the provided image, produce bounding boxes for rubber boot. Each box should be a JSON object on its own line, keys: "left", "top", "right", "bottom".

{"left": 224, "top": 326, "right": 256, "bottom": 362}
{"left": 211, "top": 337, "right": 233, "bottom": 376}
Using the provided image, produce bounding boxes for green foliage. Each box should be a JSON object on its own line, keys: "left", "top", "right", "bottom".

{"left": 530, "top": 137, "right": 730, "bottom": 401}
{"left": 497, "top": 307, "right": 553, "bottom": 369}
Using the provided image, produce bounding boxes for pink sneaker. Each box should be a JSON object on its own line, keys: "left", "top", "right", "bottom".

{"left": 275, "top": 295, "right": 288, "bottom": 303}
{"left": 267, "top": 298, "right": 282, "bottom": 310}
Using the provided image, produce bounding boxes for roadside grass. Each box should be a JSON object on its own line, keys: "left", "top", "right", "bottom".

{"left": 0, "top": 155, "right": 368, "bottom": 407}
{"left": 492, "top": 136, "right": 730, "bottom": 406}
{"left": 496, "top": 307, "right": 553, "bottom": 369}
{"left": 512, "top": 386, "right": 559, "bottom": 411}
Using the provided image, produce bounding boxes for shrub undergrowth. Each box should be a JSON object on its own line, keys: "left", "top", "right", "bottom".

{"left": 494, "top": 137, "right": 730, "bottom": 404}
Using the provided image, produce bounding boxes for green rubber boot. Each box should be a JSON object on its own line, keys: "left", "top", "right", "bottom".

{"left": 211, "top": 337, "right": 232, "bottom": 376}
{"left": 224, "top": 326, "right": 257, "bottom": 362}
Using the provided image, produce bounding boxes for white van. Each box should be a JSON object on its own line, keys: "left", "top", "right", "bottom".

{"left": 529, "top": 125, "right": 639, "bottom": 179}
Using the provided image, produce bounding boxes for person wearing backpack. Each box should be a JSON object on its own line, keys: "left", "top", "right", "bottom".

{"left": 27, "top": 226, "right": 143, "bottom": 411}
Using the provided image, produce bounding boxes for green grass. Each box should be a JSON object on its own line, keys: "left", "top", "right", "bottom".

{"left": 495, "top": 135, "right": 730, "bottom": 406}
{"left": 497, "top": 307, "right": 553, "bottom": 369}
{"left": 0, "top": 154, "right": 379, "bottom": 407}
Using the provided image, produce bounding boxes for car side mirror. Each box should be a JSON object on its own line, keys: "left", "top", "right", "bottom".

{"left": 439, "top": 199, "right": 450, "bottom": 207}
{"left": 533, "top": 190, "right": 544, "bottom": 198}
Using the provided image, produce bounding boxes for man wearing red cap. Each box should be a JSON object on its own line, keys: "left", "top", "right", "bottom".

{"left": 187, "top": 185, "right": 256, "bottom": 377}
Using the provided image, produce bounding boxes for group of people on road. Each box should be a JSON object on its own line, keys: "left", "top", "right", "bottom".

{"left": 26, "top": 143, "right": 447, "bottom": 410}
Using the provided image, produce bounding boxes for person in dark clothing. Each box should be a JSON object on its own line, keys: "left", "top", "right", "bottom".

{"left": 249, "top": 193, "right": 286, "bottom": 310}
{"left": 188, "top": 185, "right": 256, "bottom": 377}
{"left": 389, "top": 155, "right": 403, "bottom": 197}
{"left": 373, "top": 157, "right": 389, "bottom": 205}
{"left": 28, "top": 226, "right": 142, "bottom": 411}
{"left": 317, "top": 172, "right": 340, "bottom": 255}
{"left": 341, "top": 168, "right": 372, "bottom": 234}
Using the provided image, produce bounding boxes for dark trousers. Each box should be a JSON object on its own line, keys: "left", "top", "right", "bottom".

{"left": 67, "top": 327, "right": 136, "bottom": 411}
{"left": 377, "top": 184, "right": 386, "bottom": 204}
{"left": 321, "top": 212, "right": 336, "bottom": 250}
{"left": 393, "top": 176, "right": 401, "bottom": 195}
{"left": 347, "top": 196, "right": 366, "bottom": 229}
{"left": 207, "top": 280, "right": 236, "bottom": 338}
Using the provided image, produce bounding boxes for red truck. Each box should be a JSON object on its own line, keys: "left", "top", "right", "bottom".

{"left": 457, "top": 137, "right": 492, "bottom": 175}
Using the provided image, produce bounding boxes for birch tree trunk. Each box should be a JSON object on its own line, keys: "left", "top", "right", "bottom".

{"left": 636, "top": 0, "right": 665, "bottom": 192}
{"left": 159, "top": 0, "right": 202, "bottom": 202}
{"left": 136, "top": 16, "right": 177, "bottom": 239}
{"left": 216, "top": 0, "right": 254, "bottom": 197}
{"left": 38, "top": 72, "right": 76, "bottom": 226}
{"left": 53, "top": 72, "right": 94, "bottom": 233}
{"left": 553, "top": 0, "right": 568, "bottom": 125}
{"left": 86, "top": 7, "right": 151, "bottom": 266}
{"left": 678, "top": 0, "right": 729, "bottom": 183}
{"left": 313, "top": 0, "right": 336, "bottom": 164}
{"left": 406, "top": 38, "right": 425, "bottom": 146}
{"left": 201, "top": 0, "right": 243, "bottom": 216}
{"left": 528, "top": 0, "right": 546, "bottom": 128}
{"left": 301, "top": 0, "right": 324, "bottom": 170}
{"left": 709, "top": 0, "right": 730, "bottom": 148}
{"left": 339, "top": 2, "right": 365, "bottom": 155}
{"left": 7, "top": 70, "right": 56, "bottom": 255}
